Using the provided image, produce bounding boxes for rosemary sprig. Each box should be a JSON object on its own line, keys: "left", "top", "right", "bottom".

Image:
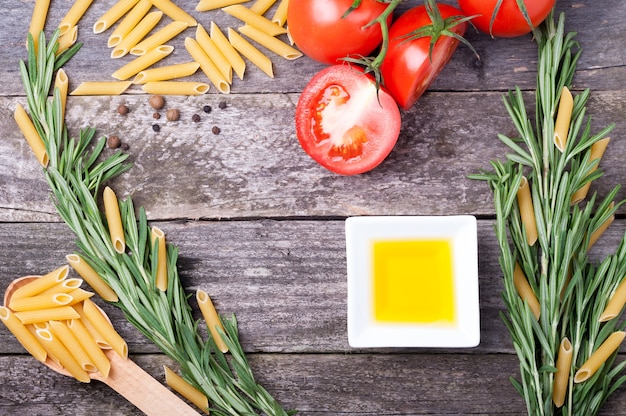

{"left": 19, "top": 30, "right": 292, "bottom": 416}
{"left": 470, "top": 12, "right": 626, "bottom": 415}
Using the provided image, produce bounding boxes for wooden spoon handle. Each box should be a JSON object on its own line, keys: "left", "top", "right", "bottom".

{"left": 102, "top": 352, "right": 201, "bottom": 416}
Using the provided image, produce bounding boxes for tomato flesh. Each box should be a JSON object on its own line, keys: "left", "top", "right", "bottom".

{"left": 458, "top": 0, "right": 555, "bottom": 37}
{"left": 296, "top": 65, "right": 401, "bottom": 175}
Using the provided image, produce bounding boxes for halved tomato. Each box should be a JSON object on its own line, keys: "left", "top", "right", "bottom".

{"left": 295, "top": 65, "right": 401, "bottom": 175}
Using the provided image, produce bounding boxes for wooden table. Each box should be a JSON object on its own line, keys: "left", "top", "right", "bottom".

{"left": 2, "top": 0, "right": 626, "bottom": 414}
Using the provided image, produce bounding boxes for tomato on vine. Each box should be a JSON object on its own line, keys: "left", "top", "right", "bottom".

{"left": 458, "top": 0, "right": 555, "bottom": 37}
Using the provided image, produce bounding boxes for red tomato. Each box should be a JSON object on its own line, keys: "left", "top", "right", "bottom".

{"left": 287, "top": 0, "right": 390, "bottom": 65}
{"left": 458, "top": 0, "right": 555, "bottom": 37}
{"left": 380, "top": 4, "right": 467, "bottom": 110}
{"left": 295, "top": 65, "right": 401, "bottom": 175}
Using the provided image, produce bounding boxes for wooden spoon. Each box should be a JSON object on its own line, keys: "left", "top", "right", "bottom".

{"left": 4, "top": 276, "right": 201, "bottom": 416}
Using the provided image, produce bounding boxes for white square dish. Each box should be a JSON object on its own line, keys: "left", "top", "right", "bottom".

{"left": 345, "top": 215, "right": 480, "bottom": 348}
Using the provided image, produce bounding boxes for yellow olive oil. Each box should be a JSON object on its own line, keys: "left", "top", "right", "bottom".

{"left": 372, "top": 239, "right": 455, "bottom": 324}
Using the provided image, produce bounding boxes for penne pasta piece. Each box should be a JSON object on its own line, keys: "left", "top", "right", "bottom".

{"left": 70, "top": 81, "right": 133, "bottom": 96}
{"left": 74, "top": 303, "right": 111, "bottom": 349}
{"left": 196, "top": 24, "right": 232, "bottom": 83}
{"left": 513, "top": 263, "right": 540, "bottom": 320}
{"left": 134, "top": 62, "right": 200, "bottom": 84}
{"left": 11, "top": 266, "right": 69, "bottom": 300}
{"left": 211, "top": 22, "right": 246, "bottom": 80}
{"left": 28, "top": 0, "right": 51, "bottom": 52}
{"left": 228, "top": 28, "right": 273, "bottom": 78}
{"left": 66, "top": 288, "right": 95, "bottom": 305}
{"left": 93, "top": 0, "right": 140, "bottom": 34}
{"left": 14, "top": 103, "right": 48, "bottom": 167}
{"left": 185, "top": 37, "right": 230, "bottom": 94}
{"left": 49, "top": 320, "right": 97, "bottom": 373}
{"left": 142, "top": 81, "right": 210, "bottom": 95}
{"left": 575, "top": 331, "right": 626, "bottom": 383}
{"left": 164, "top": 366, "right": 210, "bottom": 413}
{"left": 39, "top": 278, "right": 83, "bottom": 296}
{"left": 554, "top": 86, "right": 573, "bottom": 152}
{"left": 66, "top": 254, "right": 119, "bottom": 302}
{"left": 103, "top": 186, "right": 126, "bottom": 253}
{"left": 0, "top": 306, "right": 47, "bottom": 362}
{"left": 517, "top": 176, "right": 538, "bottom": 246}
{"left": 9, "top": 292, "right": 74, "bottom": 312}
{"left": 130, "top": 20, "right": 188, "bottom": 55}
{"left": 108, "top": 0, "right": 152, "bottom": 48}
{"left": 15, "top": 306, "right": 80, "bottom": 325}
{"left": 67, "top": 319, "right": 111, "bottom": 377}
{"left": 552, "top": 337, "right": 573, "bottom": 407}
{"left": 237, "top": 24, "right": 302, "bottom": 60}
{"left": 56, "top": 25, "right": 78, "bottom": 56}
{"left": 111, "top": 45, "right": 174, "bottom": 80}
{"left": 222, "top": 5, "right": 287, "bottom": 36}
{"left": 588, "top": 202, "right": 614, "bottom": 250}
{"left": 571, "top": 137, "right": 611, "bottom": 204}
{"left": 149, "top": 0, "right": 197, "bottom": 26}
{"left": 151, "top": 227, "right": 168, "bottom": 291}
{"left": 53, "top": 69, "right": 69, "bottom": 122}
{"left": 58, "top": 0, "right": 94, "bottom": 36}
{"left": 82, "top": 299, "right": 128, "bottom": 359}
{"left": 249, "top": 0, "right": 276, "bottom": 14}
{"left": 271, "top": 0, "right": 289, "bottom": 26}
{"left": 36, "top": 328, "right": 91, "bottom": 382}
{"left": 196, "top": 0, "right": 249, "bottom": 12}
{"left": 111, "top": 11, "right": 163, "bottom": 58}
{"left": 196, "top": 289, "right": 229, "bottom": 353}
{"left": 600, "top": 278, "right": 626, "bottom": 322}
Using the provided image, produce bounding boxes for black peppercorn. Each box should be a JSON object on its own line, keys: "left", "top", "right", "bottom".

{"left": 192, "top": 114, "right": 201, "bottom": 122}
{"left": 153, "top": 112, "right": 161, "bottom": 119}
{"left": 203, "top": 105, "right": 212, "bottom": 113}
{"left": 218, "top": 101, "right": 227, "bottom": 109}
{"left": 212, "top": 126, "right": 221, "bottom": 135}
{"left": 152, "top": 124, "right": 160, "bottom": 132}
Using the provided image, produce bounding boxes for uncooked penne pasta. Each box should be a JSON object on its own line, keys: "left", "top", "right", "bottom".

{"left": 82, "top": 299, "right": 128, "bottom": 359}
{"left": 575, "top": 331, "right": 626, "bottom": 383}
{"left": 149, "top": 0, "right": 197, "bottom": 26}
{"left": 151, "top": 227, "right": 168, "bottom": 291}
{"left": 131, "top": 20, "right": 188, "bottom": 55}
{"left": 228, "top": 28, "right": 273, "bottom": 78}
{"left": 28, "top": 0, "right": 51, "bottom": 52}
{"left": 67, "top": 319, "right": 111, "bottom": 377}
{"left": 9, "top": 292, "right": 73, "bottom": 312}
{"left": 10, "top": 266, "right": 69, "bottom": 300}
{"left": 15, "top": 306, "right": 80, "bottom": 325}
{"left": 185, "top": 37, "right": 230, "bottom": 94}
{"left": 93, "top": 0, "right": 140, "bottom": 34}
{"left": 517, "top": 176, "right": 538, "bottom": 246}
{"left": 108, "top": 0, "right": 152, "bottom": 48}
{"left": 554, "top": 86, "right": 573, "bottom": 152}
{"left": 111, "top": 11, "right": 163, "bottom": 58}
{"left": 36, "top": 328, "right": 90, "bottom": 382}
{"left": 66, "top": 254, "right": 119, "bottom": 302}
{"left": 600, "top": 278, "right": 626, "bottom": 322}
{"left": 134, "top": 62, "right": 200, "bottom": 84}
{"left": 38, "top": 278, "right": 83, "bottom": 296}
{"left": 588, "top": 202, "right": 614, "bottom": 250}
{"left": 271, "top": 0, "right": 289, "bottom": 26}
{"left": 49, "top": 320, "right": 97, "bottom": 373}
{"left": 249, "top": 0, "right": 276, "bottom": 15}
{"left": 237, "top": 24, "right": 301, "bottom": 60}
{"left": 103, "top": 186, "right": 126, "bottom": 253}
{"left": 222, "top": 5, "right": 287, "bottom": 36}
{"left": 552, "top": 337, "right": 573, "bottom": 407}
{"left": 142, "top": 81, "right": 210, "bottom": 95}
{"left": 74, "top": 303, "right": 110, "bottom": 349}
{"left": 54, "top": 69, "right": 68, "bottom": 122}
{"left": 196, "top": 24, "right": 232, "bottom": 83}
{"left": 196, "top": 289, "right": 229, "bottom": 353}
{"left": 66, "top": 288, "right": 95, "bottom": 305}
{"left": 211, "top": 22, "right": 245, "bottom": 80}
{"left": 513, "top": 263, "right": 540, "bottom": 320}
{"left": 571, "top": 137, "right": 611, "bottom": 204}
{"left": 112, "top": 45, "right": 174, "bottom": 80}
{"left": 14, "top": 103, "right": 49, "bottom": 167}
{"left": 196, "top": 0, "right": 249, "bottom": 12}
{"left": 58, "top": 0, "right": 94, "bottom": 36}
{"left": 0, "top": 306, "right": 47, "bottom": 362}
{"left": 70, "top": 81, "right": 133, "bottom": 96}
{"left": 56, "top": 25, "right": 78, "bottom": 56}
{"left": 164, "top": 366, "right": 210, "bottom": 413}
